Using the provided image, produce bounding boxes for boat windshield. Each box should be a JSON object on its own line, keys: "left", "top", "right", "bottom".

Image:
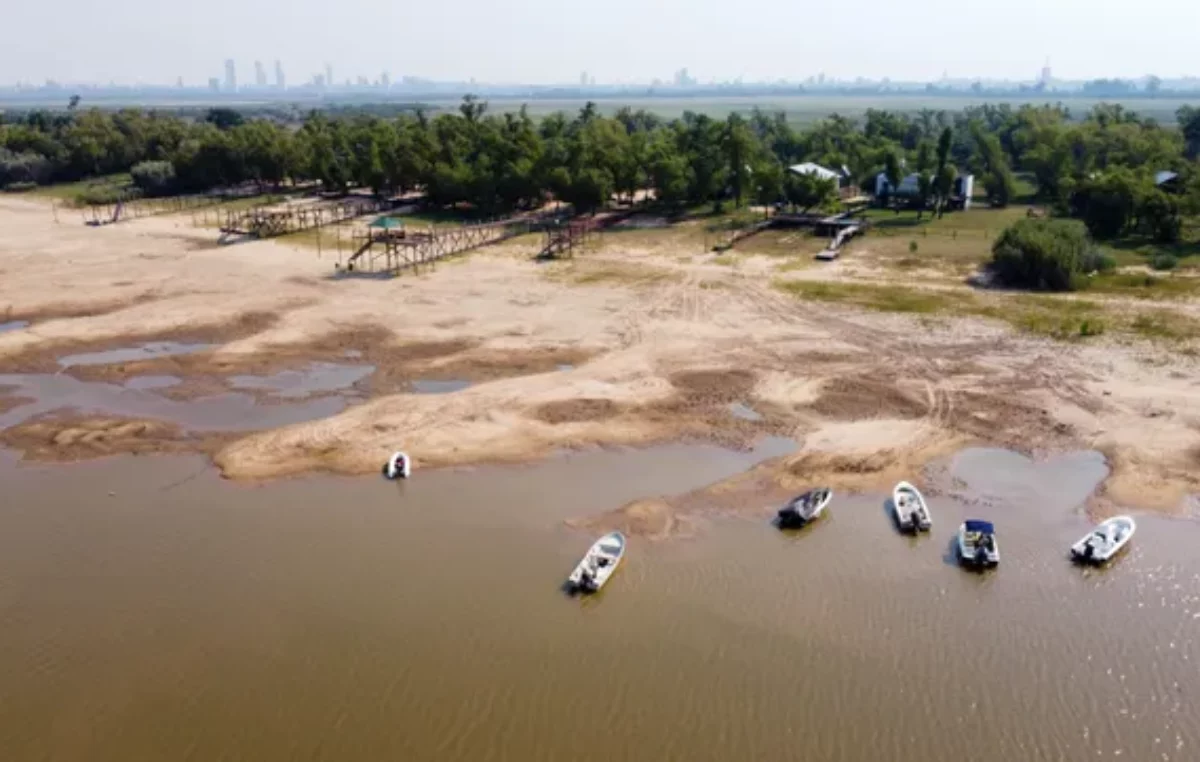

{"left": 599, "top": 543, "right": 621, "bottom": 555}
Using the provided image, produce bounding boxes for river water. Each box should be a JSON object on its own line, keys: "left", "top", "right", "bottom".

{"left": 0, "top": 445, "right": 1196, "bottom": 762}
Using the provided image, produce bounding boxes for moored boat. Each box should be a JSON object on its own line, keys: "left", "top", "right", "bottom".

{"left": 777, "top": 488, "right": 832, "bottom": 528}
{"left": 892, "top": 481, "right": 932, "bottom": 533}
{"left": 566, "top": 532, "right": 626, "bottom": 594}
{"left": 1071, "top": 515, "right": 1136, "bottom": 564}
{"left": 957, "top": 520, "right": 1000, "bottom": 568}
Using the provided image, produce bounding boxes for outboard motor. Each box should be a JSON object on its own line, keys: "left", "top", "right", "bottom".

{"left": 910, "top": 510, "right": 921, "bottom": 532}
{"left": 975, "top": 546, "right": 988, "bottom": 566}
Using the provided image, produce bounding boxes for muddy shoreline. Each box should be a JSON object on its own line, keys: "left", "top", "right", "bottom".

{"left": 2, "top": 194, "right": 1199, "bottom": 520}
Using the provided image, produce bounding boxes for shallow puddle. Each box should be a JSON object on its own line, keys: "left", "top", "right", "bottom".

{"left": 728, "top": 401, "right": 763, "bottom": 421}
{"left": 939, "top": 447, "right": 1110, "bottom": 515}
{"left": 229, "top": 362, "right": 375, "bottom": 399}
{"left": 0, "top": 320, "right": 29, "bottom": 334}
{"left": 0, "top": 373, "right": 347, "bottom": 431}
{"left": 124, "top": 375, "right": 183, "bottom": 391}
{"left": 410, "top": 378, "right": 472, "bottom": 394}
{"left": 57, "top": 341, "right": 215, "bottom": 368}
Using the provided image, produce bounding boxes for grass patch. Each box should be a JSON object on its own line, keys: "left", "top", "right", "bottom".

{"left": 1128, "top": 311, "right": 1200, "bottom": 341}
{"left": 776, "top": 258, "right": 816, "bottom": 273}
{"left": 773, "top": 279, "right": 1194, "bottom": 342}
{"left": 1086, "top": 272, "right": 1200, "bottom": 299}
{"left": 712, "top": 254, "right": 738, "bottom": 266}
{"left": 554, "top": 262, "right": 680, "bottom": 288}
{"left": 775, "top": 280, "right": 967, "bottom": 314}
{"left": 982, "top": 295, "right": 1108, "bottom": 339}
{"left": 26, "top": 174, "right": 133, "bottom": 204}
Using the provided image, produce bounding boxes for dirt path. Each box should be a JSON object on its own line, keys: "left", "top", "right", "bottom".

{"left": 2, "top": 196, "right": 1199, "bottom": 530}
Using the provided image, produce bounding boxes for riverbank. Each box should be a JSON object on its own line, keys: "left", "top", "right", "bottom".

{"left": 2, "top": 194, "right": 1200, "bottom": 523}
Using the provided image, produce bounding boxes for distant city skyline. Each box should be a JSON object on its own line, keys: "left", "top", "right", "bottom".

{"left": 7, "top": 57, "right": 1200, "bottom": 93}
{"left": 4, "top": 0, "right": 1199, "bottom": 87}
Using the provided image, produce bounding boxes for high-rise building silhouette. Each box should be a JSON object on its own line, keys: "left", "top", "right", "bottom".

{"left": 381, "top": 71, "right": 391, "bottom": 89}
{"left": 254, "top": 61, "right": 267, "bottom": 88}
{"left": 324, "top": 63, "right": 333, "bottom": 90}
{"left": 274, "top": 60, "right": 285, "bottom": 90}
{"left": 580, "top": 71, "right": 588, "bottom": 87}
{"left": 224, "top": 59, "right": 237, "bottom": 91}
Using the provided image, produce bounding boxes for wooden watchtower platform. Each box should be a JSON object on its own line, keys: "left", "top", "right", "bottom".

{"left": 342, "top": 216, "right": 529, "bottom": 275}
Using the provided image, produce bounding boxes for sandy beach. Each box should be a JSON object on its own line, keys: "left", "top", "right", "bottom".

{"left": 2, "top": 194, "right": 1199, "bottom": 530}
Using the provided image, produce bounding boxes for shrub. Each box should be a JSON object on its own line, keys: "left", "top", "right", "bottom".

{"left": 908, "top": 240, "right": 918, "bottom": 253}
{"left": 130, "top": 160, "right": 176, "bottom": 196}
{"left": 0, "top": 149, "right": 53, "bottom": 187}
{"left": 1151, "top": 253, "right": 1179, "bottom": 271}
{"left": 990, "top": 218, "right": 1110, "bottom": 291}
{"left": 74, "top": 185, "right": 131, "bottom": 205}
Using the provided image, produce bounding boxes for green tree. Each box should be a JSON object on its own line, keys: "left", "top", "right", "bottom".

{"left": 1137, "top": 189, "right": 1182, "bottom": 243}
{"left": 204, "top": 108, "right": 245, "bottom": 131}
{"left": 881, "top": 148, "right": 902, "bottom": 209}
{"left": 1178, "top": 106, "right": 1200, "bottom": 159}
{"left": 785, "top": 171, "right": 837, "bottom": 211}
{"left": 991, "top": 218, "right": 1109, "bottom": 291}
{"left": 1071, "top": 168, "right": 1144, "bottom": 239}
{"left": 916, "top": 171, "right": 933, "bottom": 219}
{"left": 722, "top": 113, "right": 754, "bottom": 207}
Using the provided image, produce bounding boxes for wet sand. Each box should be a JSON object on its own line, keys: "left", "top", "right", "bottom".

{"left": 3, "top": 194, "right": 1200, "bottom": 515}
{"left": 1, "top": 446, "right": 1197, "bottom": 762}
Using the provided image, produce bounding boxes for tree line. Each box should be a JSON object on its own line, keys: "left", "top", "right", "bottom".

{"left": 3, "top": 98, "right": 1199, "bottom": 239}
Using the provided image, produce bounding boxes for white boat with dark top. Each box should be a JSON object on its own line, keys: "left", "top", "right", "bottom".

{"left": 1071, "top": 515, "right": 1136, "bottom": 564}
{"left": 566, "top": 532, "right": 626, "bottom": 594}
{"left": 892, "top": 481, "right": 932, "bottom": 533}
{"left": 957, "top": 520, "right": 1000, "bottom": 568}
{"left": 777, "top": 488, "right": 832, "bottom": 527}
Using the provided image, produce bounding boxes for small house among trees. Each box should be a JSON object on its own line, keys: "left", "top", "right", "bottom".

{"left": 874, "top": 172, "right": 975, "bottom": 210}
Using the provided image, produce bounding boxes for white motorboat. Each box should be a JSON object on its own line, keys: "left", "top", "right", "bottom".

{"left": 957, "top": 520, "right": 1000, "bottom": 568}
{"left": 383, "top": 451, "right": 411, "bottom": 479}
{"left": 777, "top": 488, "right": 832, "bottom": 528}
{"left": 1071, "top": 515, "right": 1136, "bottom": 564}
{"left": 892, "top": 481, "right": 932, "bottom": 533}
{"left": 566, "top": 532, "right": 626, "bottom": 594}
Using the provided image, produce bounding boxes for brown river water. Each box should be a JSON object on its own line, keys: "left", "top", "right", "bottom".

{"left": 0, "top": 443, "right": 1197, "bottom": 762}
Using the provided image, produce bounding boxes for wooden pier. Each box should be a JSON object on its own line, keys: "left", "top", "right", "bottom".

{"left": 343, "top": 218, "right": 530, "bottom": 275}
{"left": 82, "top": 189, "right": 260, "bottom": 227}
{"left": 538, "top": 217, "right": 600, "bottom": 259}
{"left": 218, "top": 196, "right": 395, "bottom": 243}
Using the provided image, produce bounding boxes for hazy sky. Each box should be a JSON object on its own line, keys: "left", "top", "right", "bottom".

{"left": 5, "top": 0, "right": 1199, "bottom": 85}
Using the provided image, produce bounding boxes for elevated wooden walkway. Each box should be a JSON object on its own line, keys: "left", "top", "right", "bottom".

{"left": 343, "top": 218, "right": 530, "bottom": 275}
{"left": 218, "top": 196, "right": 394, "bottom": 243}
{"left": 82, "top": 188, "right": 261, "bottom": 226}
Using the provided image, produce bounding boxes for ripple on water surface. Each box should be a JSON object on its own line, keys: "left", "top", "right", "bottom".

{"left": 0, "top": 438, "right": 1195, "bottom": 761}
